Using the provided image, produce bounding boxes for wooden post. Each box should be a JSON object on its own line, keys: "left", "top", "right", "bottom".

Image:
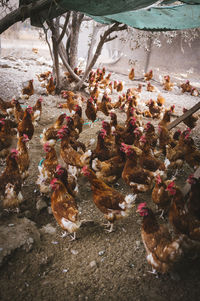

{"left": 167, "top": 101, "right": 200, "bottom": 131}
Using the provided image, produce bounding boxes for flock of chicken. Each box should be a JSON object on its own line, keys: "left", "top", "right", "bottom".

{"left": 0, "top": 66, "right": 200, "bottom": 276}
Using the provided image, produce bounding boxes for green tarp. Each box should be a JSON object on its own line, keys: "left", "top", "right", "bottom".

{"left": 88, "top": 4, "right": 200, "bottom": 30}
{"left": 30, "top": 0, "right": 200, "bottom": 31}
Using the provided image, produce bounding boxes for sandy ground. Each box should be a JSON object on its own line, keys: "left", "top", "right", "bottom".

{"left": 0, "top": 36, "right": 200, "bottom": 301}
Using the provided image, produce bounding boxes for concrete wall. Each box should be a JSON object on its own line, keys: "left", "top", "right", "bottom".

{"left": 94, "top": 31, "right": 200, "bottom": 84}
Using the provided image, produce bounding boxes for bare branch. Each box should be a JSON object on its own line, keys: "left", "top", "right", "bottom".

{"left": 105, "top": 35, "right": 118, "bottom": 43}
{"left": 57, "top": 11, "right": 70, "bottom": 44}
{"left": 74, "top": 22, "right": 127, "bottom": 90}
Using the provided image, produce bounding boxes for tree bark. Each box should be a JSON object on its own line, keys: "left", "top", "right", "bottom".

{"left": 69, "top": 12, "right": 84, "bottom": 69}
{"left": 47, "top": 19, "right": 61, "bottom": 92}
{"left": 0, "top": 0, "right": 50, "bottom": 34}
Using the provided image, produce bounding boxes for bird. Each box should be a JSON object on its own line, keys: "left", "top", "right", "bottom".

{"left": 81, "top": 166, "right": 136, "bottom": 232}
{"left": 137, "top": 202, "right": 186, "bottom": 274}
{"left": 50, "top": 178, "right": 81, "bottom": 240}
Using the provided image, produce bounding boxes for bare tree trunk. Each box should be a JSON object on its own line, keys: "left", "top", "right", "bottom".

{"left": 42, "top": 23, "right": 53, "bottom": 62}
{"left": 69, "top": 12, "right": 84, "bottom": 69}
{"left": 86, "top": 21, "right": 103, "bottom": 69}
{"left": 144, "top": 36, "right": 152, "bottom": 73}
{"left": 47, "top": 19, "right": 60, "bottom": 92}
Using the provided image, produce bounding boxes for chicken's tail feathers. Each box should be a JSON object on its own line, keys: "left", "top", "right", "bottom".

{"left": 91, "top": 157, "right": 101, "bottom": 171}
{"left": 80, "top": 149, "right": 92, "bottom": 164}
{"left": 124, "top": 194, "right": 137, "bottom": 208}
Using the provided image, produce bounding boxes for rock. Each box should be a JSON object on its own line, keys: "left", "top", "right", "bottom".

{"left": 98, "top": 250, "right": 105, "bottom": 256}
{"left": 40, "top": 224, "right": 56, "bottom": 235}
{"left": 70, "top": 249, "right": 78, "bottom": 255}
{"left": 36, "top": 199, "right": 47, "bottom": 212}
{"left": 0, "top": 217, "right": 40, "bottom": 266}
{"left": 89, "top": 260, "right": 97, "bottom": 268}
{"left": 24, "top": 210, "right": 32, "bottom": 219}
{"left": 135, "top": 240, "right": 141, "bottom": 248}
{"left": 47, "top": 206, "right": 52, "bottom": 215}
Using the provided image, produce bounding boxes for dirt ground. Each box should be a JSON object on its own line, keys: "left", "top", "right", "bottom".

{"left": 0, "top": 36, "right": 200, "bottom": 301}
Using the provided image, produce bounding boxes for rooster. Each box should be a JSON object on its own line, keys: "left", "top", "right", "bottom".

{"left": 21, "top": 79, "right": 34, "bottom": 98}
{"left": 36, "top": 71, "right": 51, "bottom": 82}
{"left": 116, "top": 81, "right": 124, "bottom": 92}
{"left": 50, "top": 178, "right": 81, "bottom": 240}
{"left": 0, "top": 149, "right": 23, "bottom": 209}
{"left": 180, "top": 80, "right": 192, "bottom": 93}
{"left": 128, "top": 68, "right": 135, "bottom": 81}
{"left": 152, "top": 175, "right": 172, "bottom": 218}
{"left": 144, "top": 70, "right": 153, "bottom": 81}
{"left": 16, "top": 134, "right": 30, "bottom": 180}
{"left": 12, "top": 99, "right": 24, "bottom": 123}
{"left": 81, "top": 166, "right": 136, "bottom": 232}
{"left": 36, "top": 142, "right": 58, "bottom": 195}
{"left": 17, "top": 107, "right": 34, "bottom": 140}
{"left": 40, "top": 113, "right": 66, "bottom": 146}
{"left": 59, "top": 91, "right": 79, "bottom": 113}
{"left": 0, "top": 97, "right": 14, "bottom": 115}
{"left": 137, "top": 202, "right": 185, "bottom": 274}
{"left": 72, "top": 105, "right": 84, "bottom": 134}
{"left": 97, "top": 94, "right": 111, "bottom": 117}
{"left": 121, "top": 144, "right": 154, "bottom": 193}
{"left": 163, "top": 75, "right": 173, "bottom": 91}
{"left": 91, "top": 150, "right": 125, "bottom": 185}
{"left": 167, "top": 181, "right": 200, "bottom": 241}
{"left": 143, "top": 122, "right": 158, "bottom": 151}
{"left": 99, "top": 73, "right": 112, "bottom": 89}
{"left": 32, "top": 97, "right": 43, "bottom": 124}
{"left": 46, "top": 76, "right": 55, "bottom": 95}
{"left": 138, "top": 135, "right": 166, "bottom": 177}
{"left": 58, "top": 126, "right": 91, "bottom": 168}
{"left": 85, "top": 97, "right": 97, "bottom": 127}
{"left": 0, "top": 118, "right": 15, "bottom": 158}
{"left": 146, "top": 99, "right": 161, "bottom": 118}
{"left": 54, "top": 165, "right": 78, "bottom": 197}
{"left": 91, "top": 129, "right": 112, "bottom": 162}
{"left": 156, "top": 94, "right": 165, "bottom": 107}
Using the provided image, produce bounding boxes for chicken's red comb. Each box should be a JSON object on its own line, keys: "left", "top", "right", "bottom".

{"left": 100, "top": 128, "right": 107, "bottom": 135}
{"left": 187, "top": 174, "right": 196, "bottom": 185}
{"left": 0, "top": 119, "right": 5, "bottom": 124}
{"left": 156, "top": 174, "right": 162, "bottom": 184}
{"left": 22, "top": 134, "right": 29, "bottom": 141}
{"left": 139, "top": 135, "right": 146, "bottom": 143}
{"left": 167, "top": 181, "right": 175, "bottom": 189}
{"left": 137, "top": 202, "right": 147, "bottom": 211}
{"left": 43, "top": 142, "right": 51, "bottom": 151}
{"left": 56, "top": 164, "right": 62, "bottom": 171}
{"left": 50, "top": 178, "right": 58, "bottom": 186}
{"left": 11, "top": 148, "right": 18, "bottom": 154}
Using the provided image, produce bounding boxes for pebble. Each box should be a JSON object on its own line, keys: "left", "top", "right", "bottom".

{"left": 70, "top": 249, "right": 78, "bottom": 255}
{"left": 62, "top": 269, "right": 69, "bottom": 273}
{"left": 36, "top": 199, "right": 47, "bottom": 212}
{"left": 47, "top": 206, "right": 52, "bottom": 215}
{"left": 98, "top": 250, "right": 105, "bottom": 256}
{"left": 135, "top": 241, "right": 141, "bottom": 248}
{"left": 51, "top": 241, "right": 58, "bottom": 245}
{"left": 89, "top": 260, "right": 97, "bottom": 268}
{"left": 41, "top": 224, "right": 56, "bottom": 235}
